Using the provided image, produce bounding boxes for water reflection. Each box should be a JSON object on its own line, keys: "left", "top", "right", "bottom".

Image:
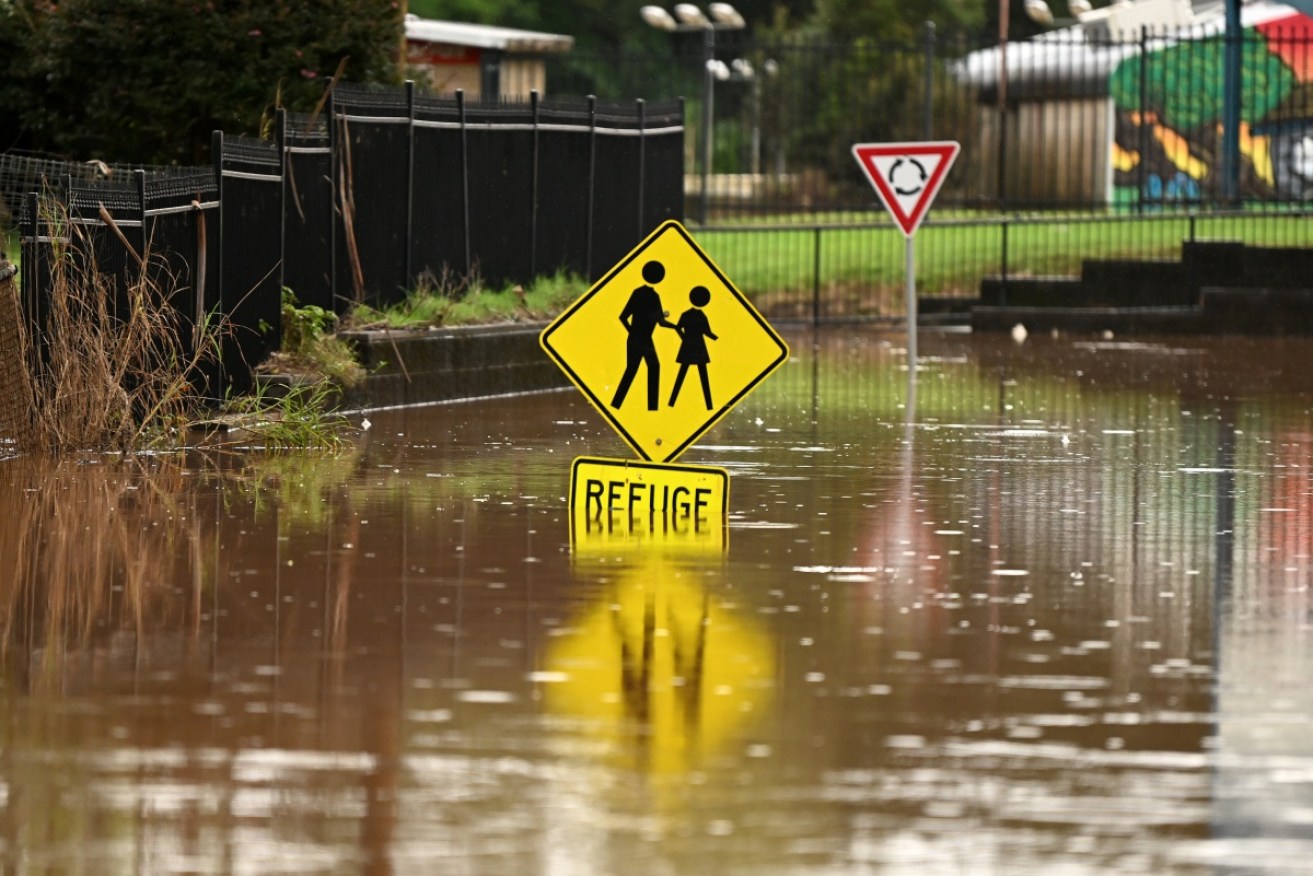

{"left": 0, "top": 332, "right": 1311, "bottom": 872}
{"left": 545, "top": 553, "right": 773, "bottom": 779}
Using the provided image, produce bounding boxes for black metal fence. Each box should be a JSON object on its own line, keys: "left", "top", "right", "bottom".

{"left": 326, "top": 83, "right": 683, "bottom": 303}
{"left": 554, "top": 24, "right": 1313, "bottom": 215}
{"left": 547, "top": 21, "right": 1313, "bottom": 319}
{"left": 10, "top": 21, "right": 1313, "bottom": 331}
{"left": 8, "top": 85, "right": 684, "bottom": 393}
{"left": 16, "top": 165, "right": 221, "bottom": 382}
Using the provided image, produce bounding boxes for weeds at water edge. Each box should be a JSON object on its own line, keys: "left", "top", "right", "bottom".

{"left": 6, "top": 202, "right": 350, "bottom": 455}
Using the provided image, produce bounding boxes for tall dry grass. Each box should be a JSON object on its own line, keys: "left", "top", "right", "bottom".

{"left": 15, "top": 204, "right": 219, "bottom": 454}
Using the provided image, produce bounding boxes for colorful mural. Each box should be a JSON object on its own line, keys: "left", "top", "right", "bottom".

{"left": 1109, "top": 11, "right": 1313, "bottom": 204}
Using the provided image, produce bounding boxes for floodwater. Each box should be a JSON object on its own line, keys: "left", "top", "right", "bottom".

{"left": 1, "top": 327, "right": 1312, "bottom": 875}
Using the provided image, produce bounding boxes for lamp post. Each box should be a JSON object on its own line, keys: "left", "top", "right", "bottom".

{"left": 641, "top": 3, "right": 747, "bottom": 224}
{"left": 1021, "top": 0, "right": 1092, "bottom": 28}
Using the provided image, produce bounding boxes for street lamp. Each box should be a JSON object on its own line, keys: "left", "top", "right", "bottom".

{"left": 704, "top": 56, "right": 777, "bottom": 177}
{"left": 640, "top": 3, "right": 746, "bottom": 224}
{"left": 1022, "top": 0, "right": 1094, "bottom": 27}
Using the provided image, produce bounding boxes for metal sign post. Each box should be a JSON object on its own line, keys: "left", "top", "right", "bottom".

{"left": 851, "top": 141, "right": 960, "bottom": 383}
{"left": 905, "top": 234, "right": 917, "bottom": 367}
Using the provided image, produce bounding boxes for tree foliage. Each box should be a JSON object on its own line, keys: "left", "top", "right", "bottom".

{"left": 0, "top": 0, "right": 403, "bottom": 164}
{"left": 803, "top": 0, "right": 983, "bottom": 43}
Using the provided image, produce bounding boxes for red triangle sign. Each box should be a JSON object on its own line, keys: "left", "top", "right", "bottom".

{"left": 852, "top": 141, "right": 960, "bottom": 238}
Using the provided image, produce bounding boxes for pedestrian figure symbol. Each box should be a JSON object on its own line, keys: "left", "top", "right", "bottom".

{"left": 611, "top": 260, "right": 677, "bottom": 411}
{"left": 668, "top": 285, "right": 718, "bottom": 410}
{"left": 539, "top": 220, "right": 789, "bottom": 463}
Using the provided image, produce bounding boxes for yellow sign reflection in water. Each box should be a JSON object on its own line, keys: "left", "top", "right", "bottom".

{"left": 543, "top": 553, "right": 774, "bottom": 778}
{"left": 569, "top": 456, "right": 728, "bottom": 556}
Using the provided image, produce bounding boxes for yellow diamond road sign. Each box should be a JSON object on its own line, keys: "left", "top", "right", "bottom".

{"left": 541, "top": 221, "right": 789, "bottom": 463}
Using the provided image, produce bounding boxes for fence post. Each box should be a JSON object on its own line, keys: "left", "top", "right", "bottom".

{"left": 637, "top": 98, "right": 646, "bottom": 240}
{"left": 812, "top": 225, "right": 821, "bottom": 326}
{"left": 22, "top": 191, "right": 41, "bottom": 350}
{"left": 211, "top": 131, "right": 224, "bottom": 338}
{"left": 1000, "top": 218, "right": 1009, "bottom": 306}
{"left": 457, "top": 89, "right": 471, "bottom": 278}
{"left": 276, "top": 108, "right": 287, "bottom": 298}
{"left": 326, "top": 88, "right": 337, "bottom": 302}
{"left": 1221, "top": 0, "right": 1243, "bottom": 203}
{"left": 922, "top": 21, "right": 936, "bottom": 142}
{"left": 530, "top": 90, "right": 540, "bottom": 278}
{"left": 996, "top": 89, "right": 1008, "bottom": 209}
{"left": 405, "top": 80, "right": 416, "bottom": 287}
{"left": 135, "top": 169, "right": 148, "bottom": 262}
{"left": 1137, "top": 26, "right": 1148, "bottom": 214}
{"left": 586, "top": 95, "right": 597, "bottom": 281}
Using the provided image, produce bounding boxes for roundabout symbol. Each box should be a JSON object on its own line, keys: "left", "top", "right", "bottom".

{"left": 889, "top": 156, "right": 928, "bottom": 197}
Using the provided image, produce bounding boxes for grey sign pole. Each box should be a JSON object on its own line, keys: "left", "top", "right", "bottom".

{"left": 906, "top": 234, "right": 917, "bottom": 377}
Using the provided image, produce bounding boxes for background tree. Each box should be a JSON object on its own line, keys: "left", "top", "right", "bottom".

{"left": 803, "top": 0, "right": 983, "bottom": 42}
{"left": 0, "top": 0, "right": 403, "bottom": 165}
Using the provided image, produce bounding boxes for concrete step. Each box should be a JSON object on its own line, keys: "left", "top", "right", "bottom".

{"left": 1235, "top": 247, "right": 1313, "bottom": 288}
{"left": 980, "top": 276, "right": 1081, "bottom": 307}
{"left": 1198, "top": 286, "right": 1313, "bottom": 335}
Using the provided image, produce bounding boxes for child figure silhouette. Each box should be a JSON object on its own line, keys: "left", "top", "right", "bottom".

{"left": 668, "top": 285, "right": 718, "bottom": 410}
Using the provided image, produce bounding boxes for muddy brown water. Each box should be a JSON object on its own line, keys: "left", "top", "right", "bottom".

{"left": 1, "top": 328, "right": 1311, "bottom": 874}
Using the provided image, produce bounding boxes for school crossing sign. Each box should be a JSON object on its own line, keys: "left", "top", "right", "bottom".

{"left": 540, "top": 220, "right": 788, "bottom": 464}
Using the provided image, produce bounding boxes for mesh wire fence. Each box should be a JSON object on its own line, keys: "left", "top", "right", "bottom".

{"left": 549, "top": 24, "right": 1313, "bottom": 219}
{"left": 7, "top": 22, "right": 1313, "bottom": 333}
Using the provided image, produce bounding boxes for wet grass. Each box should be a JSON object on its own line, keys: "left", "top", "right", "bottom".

{"left": 347, "top": 270, "right": 586, "bottom": 330}
{"left": 212, "top": 381, "right": 352, "bottom": 451}
{"left": 699, "top": 210, "right": 1313, "bottom": 301}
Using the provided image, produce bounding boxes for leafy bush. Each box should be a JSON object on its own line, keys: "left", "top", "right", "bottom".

{"left": 0, "top": 0, "right": 403, "bottom": 163}
{"left": 264, "top": 288, "right": 365, "bottom": 386}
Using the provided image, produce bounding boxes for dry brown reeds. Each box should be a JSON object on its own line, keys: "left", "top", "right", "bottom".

{"left": 13, "top": 203, "right": 219, "bottom": 454}
{"left": 0, "top": 457, "right": 203, "bottom": 675}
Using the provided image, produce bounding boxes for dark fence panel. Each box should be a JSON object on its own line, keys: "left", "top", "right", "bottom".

{"left": 283, "top": 112, "right": 335, "bottom": 313}
{"left": 333, "top": 84, "right": 412, "bottom": 306}
{"left": 141, "top": 168, "right": 222, "bottom": 397}
{"left": 465, "top": 101, "right": 536, "bottom": 289}
{"left": 534, "top": 98, "right": 597, "bottom": 280}
{"left": 590, "top": 100, "right": 646, "bottom": 270}
{"left": 66, "top": 177, "right": 139, "bottom": 322}
{"left": 642, "top": 99, "right": 687, "bottom": 234}
{"left": 9, "top": 80, "right": 684, "bottom": 398}
{"left": 142, "top": 166, "right": 221, "bottom": 358}
{"left": 214, "top": 130, "right": 283, "bottom": 394}
{"left": 17, "top": 195, "right": 51, "bottom": 354}
{"left": 15, "top": 167, "right": 220, "bottom": 385}
{"left": 588, "top": 99, "right": 687, "bottom": 279}
{"left": 412, "top": 94, "right": 469, "bottom": 285}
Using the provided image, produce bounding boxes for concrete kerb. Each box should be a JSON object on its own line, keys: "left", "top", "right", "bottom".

{"left": 255, "top": 322, "right": 571, "bottom": 413}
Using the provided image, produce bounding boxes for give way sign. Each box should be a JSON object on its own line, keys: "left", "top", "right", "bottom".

{"left": 851, "top": 141, "right": 959, "bottom": 237}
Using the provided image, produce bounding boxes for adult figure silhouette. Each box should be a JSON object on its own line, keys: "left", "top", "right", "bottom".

{"left": 668, "top": 285, "right": 718, "bottom": 410}
{"left": 611, "top": 260, "right": 675, "bottom": 411}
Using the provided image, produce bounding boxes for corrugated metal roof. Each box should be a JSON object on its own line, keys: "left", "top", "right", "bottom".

{"left": 404, "top": 15, "right": 574, "bottom": 53}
